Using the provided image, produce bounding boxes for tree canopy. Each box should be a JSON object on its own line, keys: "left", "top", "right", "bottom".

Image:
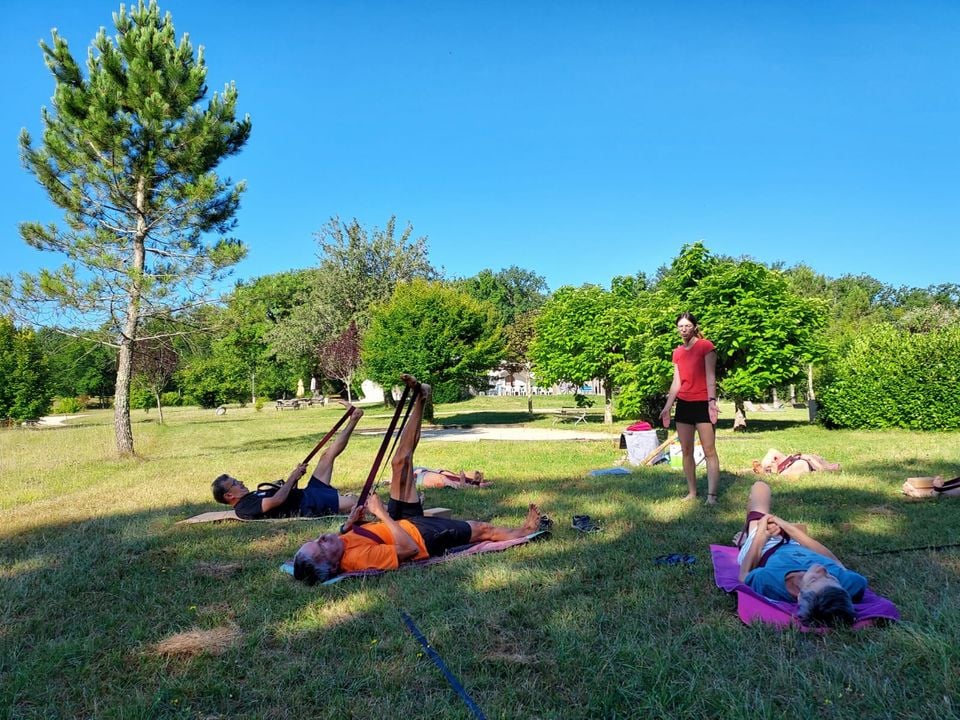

{"left": 362, "top": 280, "right": 504, "bottom": 408}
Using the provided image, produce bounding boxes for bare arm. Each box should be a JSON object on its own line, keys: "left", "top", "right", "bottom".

{"left": 705, "top": 350, "right": 718, "bottom": 424}
{"left": 365, "top": 493, "right": 419, "bottom": 561}
{"left": 260, "top": 463, "right": 307, "bottom": 513}
{"left": 769, "top": 516, "right": 842, "bottom": 565}
{"left": 660, "top": 365, "right": 681, "bottom": 428}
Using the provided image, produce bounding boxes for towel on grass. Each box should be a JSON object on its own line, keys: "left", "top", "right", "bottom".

{"left": 589, "top": 467, "right": 632, "bottom": 477}
{"left": 710, "top": 544, "right": 900, "bottom": 630}
{"left": 281, "top": 531, "right": 550, "bottom": 584}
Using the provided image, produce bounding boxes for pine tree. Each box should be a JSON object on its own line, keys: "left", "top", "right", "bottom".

{"left": 10, "top": 1, "right": 251, "bottom": 454}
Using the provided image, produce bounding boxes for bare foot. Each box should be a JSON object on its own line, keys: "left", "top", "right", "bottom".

{"left": 933, "top": 475, "right": 944, "bottom": 489}
{"left": 705, "top": 495, "right": 718, "bottom": 506}
{"left": 419, "top": 383, "right": 432, "bottom": 403}
{"left": 682, "top": 493, "right": 697, "bottom": 502}
{"left": 337, "top": 399, "right": 361, "bottom": 417}
{"left": 400, "top": 373, "right": 420, "bottom": 389}
{"left": 522, "top": 503, "right": 542, "bottom": 533}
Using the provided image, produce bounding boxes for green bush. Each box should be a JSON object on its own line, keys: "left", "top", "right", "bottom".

{"left": 818, "top": 323, "right": 960, "bottom": 430}
{"left": 161, "top": 391, "right": 180, "bottom": 407}
{"left": 50, "top": 396, "right": 84, "bottom": 414}
{"left": 254, "top": 397, "right": 266, "bottom": 412}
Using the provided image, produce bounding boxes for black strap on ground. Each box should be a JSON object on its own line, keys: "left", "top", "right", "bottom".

{"left": 400, "top": 610, "right": 487, "bottom": 720}
{"left": 356, "top": 385, "right": 414, "bottom": 507}
{"left": 300, "top": 407, "right": 355, "bottom": 465}
{"left": 852, "top": 541, "right": 960, "bottom": 557}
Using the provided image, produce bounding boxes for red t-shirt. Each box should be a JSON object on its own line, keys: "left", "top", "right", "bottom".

{"left": 672, "top": 338, "right": 716, "bottom": 401}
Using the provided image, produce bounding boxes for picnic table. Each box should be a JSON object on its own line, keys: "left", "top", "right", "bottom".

{"left": 275, "top": 398, "right": 302, "bottom": 410}
{"left": 553, "top": 407, "right": 588, "bottom": 425}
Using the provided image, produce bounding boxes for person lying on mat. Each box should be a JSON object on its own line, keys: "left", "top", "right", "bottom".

{"left": 752, "top": 448, "right": 840, "bottom": 476}
{"left": 737, "top": 481, "right": 867, "bottom": 625}
{"left": 415, "top": 467, "right": 491, "bottom": 489}
{"left": 210, "top": 401, "right": 363, "bottom": 519}
{"left": 292, "top": 375, "right": 545, "bottom": 585}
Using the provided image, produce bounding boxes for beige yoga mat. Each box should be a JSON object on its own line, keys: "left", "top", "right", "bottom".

{"left": 176, "top": 507, "right": 451, "bottom": 525}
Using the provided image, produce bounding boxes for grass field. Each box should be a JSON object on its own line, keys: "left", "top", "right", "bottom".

{"left": 2, "top": 398, "right": 959, "bottom": 719}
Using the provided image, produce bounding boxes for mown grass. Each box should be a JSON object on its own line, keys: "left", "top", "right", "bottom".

{"left": 1, "top": 399, "right": 959, "bottom": 719}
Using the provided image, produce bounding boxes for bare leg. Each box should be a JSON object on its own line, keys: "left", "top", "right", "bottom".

{"left": 389, "top": 375, "right": 430, "bottom": 504}
{"left": 697, "top": 421, "right": 719, "bottom": 504}
{"left": 733, "top": 480, "right": 774, "bottom": 545}
{"left": 311, "top": 402, "right": 364, "bottom": 486}
{"left": 466, "top": 503, "right": 542, "bottom": 542}
{"left": 676, "top": 422, "right": 698, "bottom": 500}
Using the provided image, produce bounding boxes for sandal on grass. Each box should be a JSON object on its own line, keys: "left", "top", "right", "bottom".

{"left": 572, "top": 514, "right": 601, "bottom": 533}
{"left": 536, "top": 514, "right": 554, "bottom": 533}
{"left": 654, "top": 553, "right": 696, "bottom": 566}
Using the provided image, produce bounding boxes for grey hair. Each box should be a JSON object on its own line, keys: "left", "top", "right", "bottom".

{"left": 797, "top": 586, "right": 856, "bottom": 626}
{"left": 292, "top": 547, "right": 338, "bottom": 586}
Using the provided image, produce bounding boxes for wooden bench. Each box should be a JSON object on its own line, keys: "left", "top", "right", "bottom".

{"left": 275, "top": 399, "right": 301, "bottom": 410}
{"left": 553, "top": 407, "right": 587, "bottom": 425}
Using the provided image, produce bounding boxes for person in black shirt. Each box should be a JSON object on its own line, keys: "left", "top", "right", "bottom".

{"left": 211, "top": 402, "right": 363, "bottom": 519}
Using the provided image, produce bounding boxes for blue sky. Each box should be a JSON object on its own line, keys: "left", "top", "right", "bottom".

{"left": 3, "top": 1, "right": 959, "bottom": 295}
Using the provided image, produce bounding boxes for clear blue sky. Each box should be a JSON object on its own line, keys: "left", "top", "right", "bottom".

{"left": 4, "top": 1, "right": 959, "bottom": 295}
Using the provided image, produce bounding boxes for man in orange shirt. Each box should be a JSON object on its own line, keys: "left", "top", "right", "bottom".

{"left": 292, "top": 374, "right": 544, "bottom": 585}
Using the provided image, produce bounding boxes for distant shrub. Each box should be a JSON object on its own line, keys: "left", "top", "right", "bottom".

{"left": 161, "top": 391, "right": 180, "bottom": 407}
{"left": 254, "top": 397, "right": 266, "bottom": 412}
{"left": 51, "top": 396, "right": 84, "bottom": 414}
{"left": 432, "top": 382, "right": 466, "bottom": 404}
{"left": 818, "top": 323, "right": 960, "bottom": 430}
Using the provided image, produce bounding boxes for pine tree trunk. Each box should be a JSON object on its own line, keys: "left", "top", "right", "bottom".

{"left": 113, "top": 176, "right": 148, "bottom": 456}
{"left": 114, "top": 341, "right": 135, "bottom": 455}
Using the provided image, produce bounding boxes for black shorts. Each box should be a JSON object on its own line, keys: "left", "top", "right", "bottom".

{"left": 387, "top": 498, "right": 472, "bottom": 556}
{"left": 299, "top": 478, "right": 340, "bottom": 516}
{"left": 674, "top": 399, "right": 711, "bottom": 425}
{"left": 408, "top": 516, "right": 473, "bottom": 556}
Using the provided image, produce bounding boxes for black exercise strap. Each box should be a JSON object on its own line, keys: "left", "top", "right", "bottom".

{"left": 739, "top": 510, "right": 790, "bottom": 567}
{"left": 300, "top": 406, "right": 355, "bottom": 465}
{"left": 356, "top": 384, "right": 418, "bottom": 507}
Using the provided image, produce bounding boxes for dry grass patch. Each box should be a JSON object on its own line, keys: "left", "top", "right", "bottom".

{"left": 152, "top": 625, "right": 241, "bottom": 658}
{"left": 194, "top": 561, "right": 242, "bottom": 579}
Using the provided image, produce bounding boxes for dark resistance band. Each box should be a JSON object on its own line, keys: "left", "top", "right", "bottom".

{"left": 400, "top": 611, "right": 487, "bottom": 720}
{"left": 356, "top": 385, "right": 418, "bottom": 507}
{"left": 300, "top": 407, "right": 355, "bottom": 465}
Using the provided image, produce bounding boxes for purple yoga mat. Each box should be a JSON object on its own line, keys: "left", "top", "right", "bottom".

{"left": 710, "top": 544, "right": 900, "bottom": 631}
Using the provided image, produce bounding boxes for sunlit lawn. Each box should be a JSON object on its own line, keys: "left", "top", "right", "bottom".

{"left": 1, "top": 398, "right": 958, "bottom": 718}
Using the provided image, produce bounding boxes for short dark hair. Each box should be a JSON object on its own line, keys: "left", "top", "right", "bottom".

{"left": 211, "top": 474, "right": 233, "bottom": 504}
{"left": 797, "top": 586, "right": 856, "bottom": 626}
{"left": 293, "top": 548, "right": 338, "bottom": 585}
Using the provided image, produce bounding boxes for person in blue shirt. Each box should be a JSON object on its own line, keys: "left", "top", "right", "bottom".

{"left": 737, "top": 481, "right": 867, "bottom": 626}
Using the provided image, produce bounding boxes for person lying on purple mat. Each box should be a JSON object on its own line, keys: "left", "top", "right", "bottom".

{"left": 292, "top": 375, "right": 546, "bottom": 585}
{"left": 737, "top": 481, "right": 867, "bottom": 626}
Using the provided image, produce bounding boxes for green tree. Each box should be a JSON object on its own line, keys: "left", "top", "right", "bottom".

{"left": 458, "top": 266, "right": 549, "bottom": 325}
{"left": 270, "top": 216, "right": 436, "bottom": 368}
{"left": 530, "top": 283, "right": 641, "bottom": 424}
{"left": 0, "top": 318, "right": 53, "bottom": 423}
{"left": 624, "top": 243, "right": 827, "bottom": 423}
{"left": 6, "top": 1, "right": 251, "bottom": 454}
{"left": 362, "top": 280, "right": 504, "bottom": 414}
{"left": 38, "top": 329, "right": 116, "bottom": 406}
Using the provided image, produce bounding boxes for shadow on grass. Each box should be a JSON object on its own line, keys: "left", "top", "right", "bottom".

{"left": 4, "top": 476, "right": 959, "bottom": 718}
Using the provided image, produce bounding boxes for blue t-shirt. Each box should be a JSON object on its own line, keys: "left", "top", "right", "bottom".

{"left": 745, "top": 543, "right": 867, "bottom": 603}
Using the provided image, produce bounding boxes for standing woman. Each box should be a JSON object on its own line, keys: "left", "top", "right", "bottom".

{"left": 659, "top": 312, "right": 721, "bottom": 504}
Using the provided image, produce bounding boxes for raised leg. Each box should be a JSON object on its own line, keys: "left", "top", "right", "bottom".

{"left": 389, "top": 375, "right": 430, "bottom": 504}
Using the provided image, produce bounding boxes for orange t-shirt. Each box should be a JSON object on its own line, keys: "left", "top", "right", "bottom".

{"left": 339, "top": 521, "right": 430, "bottom": 572}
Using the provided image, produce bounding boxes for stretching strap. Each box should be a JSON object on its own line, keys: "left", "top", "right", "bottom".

{"left": 356, "top": 384, "right": 419, "bottom": 508}
{"left": 300, "top": 406, "right": 355, "bottom": 465}
{"left": 738, "top": 510, "right": 790, "bottom": 567}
